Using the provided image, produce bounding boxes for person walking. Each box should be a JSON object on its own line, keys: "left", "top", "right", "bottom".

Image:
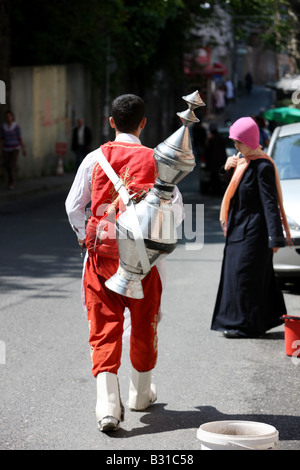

{"left": 71, "top": 118, "right": 92, "bottom": 170}
{"left": 214, "top": 85, "right": 226, "bottom": 114}
{"left": 204, "top": 122, "right": 227, "bottom": 195}
{"left": 0, "top": 110, "right": 26, "bottom": 189}
{"left": 65, "top": 94, "right": 183, "bottom": 432}
{"left": 211, "top": 117, "right": 291, "bottom": 338}
{"left": 225, "top": 78, "right": 234, "bottom": 104}
{"left": 189, "top": 109, "right": 207, "bottom": 164}
{"left": 253, "top": 115, "right": 270, "bottom": 150}
{"left": 245, "top": 72, "right": 253, "bottom": 94}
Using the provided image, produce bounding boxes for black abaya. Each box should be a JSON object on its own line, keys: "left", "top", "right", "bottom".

{"left": 211, "top": 159, "right": 287, "bottom": 337}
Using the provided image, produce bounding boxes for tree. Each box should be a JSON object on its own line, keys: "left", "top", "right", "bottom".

{"left": 287, "top": 0, "right": 300, "bottom": 71}
{"left": 6, "top": 1, "right": 298, "bottom": 100}
{"left": 8, "top": 0, "right": 218, "bottom": 93}
{"left": 225, "top": 0, "right": 294, "bottom": 56}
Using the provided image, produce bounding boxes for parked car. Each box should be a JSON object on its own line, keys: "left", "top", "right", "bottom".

{"left": 267, "top": 122, "right": 300, "bottom": 283}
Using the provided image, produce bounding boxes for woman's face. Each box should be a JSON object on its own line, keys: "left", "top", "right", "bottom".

{"left": 5, "top": 112, "right": 14, "bottom": 125}
{"left": 233, "top": 139, "right": 251, "bottom": 155}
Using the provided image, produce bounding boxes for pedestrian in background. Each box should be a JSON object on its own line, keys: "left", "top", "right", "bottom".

{"left": 225, "top": 77, "right": 234, "bottom": 104}
{"left": 189, "top": 109, "right": 207, "bottom": 164}
{"left": 211, "top": 117, "right": 291, "bottom": 338}
{"left": 204, "top": 122, "right": 227, "bottom": 195}
{"left": 0, "top": 110, "right": 26, "bottom": 190}
{"left": 245, "top": 72, "right": 253, "bottom": 94}
{"left": 214, "top": 85, "right": 226, "bottom": 114}
{"left": 71, "top": 118, "right": 92, "bottom": 170}
{"left": 253, "top": 115, "right": 270, "bottom": 150}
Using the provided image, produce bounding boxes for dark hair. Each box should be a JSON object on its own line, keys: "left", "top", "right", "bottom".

{"left": 5, "top": 110, "right": 15, "bottom": 120}
{"left": 254, "top": 115, "right": 266, "bottom": 129}
{"left": 111, "top": 94, "right": 145, "bottom": 133}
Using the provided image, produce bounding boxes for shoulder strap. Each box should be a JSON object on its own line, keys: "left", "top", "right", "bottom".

{"left": 94, "top": 148, "right": 151, "bottom": 274}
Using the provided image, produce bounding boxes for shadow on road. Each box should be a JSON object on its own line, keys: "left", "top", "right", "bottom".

{"left": 0, "top": 190, "right": 83, "bottom": 293}
{"left": 108, "top": 404, "right": 300, "bottom": 442}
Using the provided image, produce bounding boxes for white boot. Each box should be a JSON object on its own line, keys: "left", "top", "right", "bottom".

{"left": 95, "top": 372, "right": 124, "bottom": 432}
{"left": 128, "top": 368, "right": 157, "bottom": 411}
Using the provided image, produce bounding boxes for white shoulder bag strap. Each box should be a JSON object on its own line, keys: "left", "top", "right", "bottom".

{"left": 95, "top": 148, "right": 150, "bottom": 274}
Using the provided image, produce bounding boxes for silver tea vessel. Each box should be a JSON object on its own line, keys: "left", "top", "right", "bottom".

{"left": 105, "top": 90, "right": 205, "bottom": 298}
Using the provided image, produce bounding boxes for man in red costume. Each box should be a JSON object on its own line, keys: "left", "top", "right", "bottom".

{"left": 66, "top": 94, "right": 183, "bottom": 432}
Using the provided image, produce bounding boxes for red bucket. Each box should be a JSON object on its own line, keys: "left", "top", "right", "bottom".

{"left": 281, "top": 315, "right": 300, "bottom": 357}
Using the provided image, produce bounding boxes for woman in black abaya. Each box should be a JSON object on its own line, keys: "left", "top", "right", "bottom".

{"left": 211, "top": 117, "right": 292, "bottom": 338}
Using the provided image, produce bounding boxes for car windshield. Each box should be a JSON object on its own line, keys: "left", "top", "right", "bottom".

{"left": 272, "top": 133, "right": 300, "bottom": 180}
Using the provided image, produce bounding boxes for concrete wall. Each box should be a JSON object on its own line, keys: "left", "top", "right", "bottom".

{"left": 32, "top": 65, "right": 67, "bottom": 176}
{"left": 3, "top": 64, "right": 103, "bottom": 180}
{"left": 242, "top": 46, "right": 276, "bottom": 85}
{"left": 9, "top": 67, "right": 34, "bottom": 177}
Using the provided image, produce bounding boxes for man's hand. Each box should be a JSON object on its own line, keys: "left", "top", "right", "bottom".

{"left": 78, "top": 238, "right": 86, "bottom": 249}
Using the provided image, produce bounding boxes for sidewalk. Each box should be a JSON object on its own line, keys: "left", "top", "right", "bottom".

{"left": 0, "top": 172, "right": 76, "bottom": 206}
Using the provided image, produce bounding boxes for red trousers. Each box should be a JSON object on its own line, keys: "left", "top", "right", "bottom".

{"left": 84, "top": 255, "right": 162, "bottom": 377}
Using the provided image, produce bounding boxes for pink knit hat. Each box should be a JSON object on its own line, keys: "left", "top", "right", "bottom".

{"left": 229, "top": 117, "right": 260, "bottom": 149}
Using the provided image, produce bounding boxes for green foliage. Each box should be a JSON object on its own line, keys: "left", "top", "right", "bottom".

{"left": 9, "top": 0, "right": 296, "bottom": 89}
{"left": 10, "top": 0, "right": 202, "bottom": 87}
{"left": 226, "top": 0, "right": 293, "bottom": 51}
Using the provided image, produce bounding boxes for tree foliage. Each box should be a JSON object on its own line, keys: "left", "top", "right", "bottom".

{"left": 9, "top": 0, "right": 217, "bottom": 87}
{"left": 225, "top": 0, "right": 294, "bottom": 52}
{"left": 8, "top": 0, "right": 299, "bottom": 93}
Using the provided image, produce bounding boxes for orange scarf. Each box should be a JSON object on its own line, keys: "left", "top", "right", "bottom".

{"left": 220, "top": 151, "right": 292, "bottom": 246}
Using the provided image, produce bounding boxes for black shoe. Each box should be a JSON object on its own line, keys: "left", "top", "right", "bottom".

{"left": 223, "top": 330, "right": 244, "bottom": 338}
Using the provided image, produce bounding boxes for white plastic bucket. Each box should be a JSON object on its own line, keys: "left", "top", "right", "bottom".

{"left": 197, "top": 420, "right": 279, "bottom": 450}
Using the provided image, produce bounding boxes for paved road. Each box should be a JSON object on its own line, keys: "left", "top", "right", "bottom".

{"left": 0, "top": 186, "right": 299, "bottom": 451}
{"left": 0, "top": 85, "right": 299, "bottom": 451}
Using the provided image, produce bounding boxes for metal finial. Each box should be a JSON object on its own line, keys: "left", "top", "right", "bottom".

{"left": 177, "top": 90, "right": 206, "bottom": 127}
{"left": 182, "top": 90, "right": 206, "bottom": 110}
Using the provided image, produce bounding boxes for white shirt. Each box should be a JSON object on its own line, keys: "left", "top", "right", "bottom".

{"left": 225, "top": 80, "right": 234, "bottom": 99}
{"left": 65, "top": 133, "right": 184, "bottom": 240}
{"left": 215, "top": 89, "right": 225, "bottom": 108}
{"left": 77, "top": 125, "right": 85, "bottom": 145}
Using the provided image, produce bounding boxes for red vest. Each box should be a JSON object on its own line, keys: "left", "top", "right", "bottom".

{"left": 86, "top": 141, "right": 156, "bottom": 259}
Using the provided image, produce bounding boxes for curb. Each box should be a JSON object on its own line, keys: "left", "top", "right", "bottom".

{"left": 0, "top": 173, "right": 75, "bottom": 205}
